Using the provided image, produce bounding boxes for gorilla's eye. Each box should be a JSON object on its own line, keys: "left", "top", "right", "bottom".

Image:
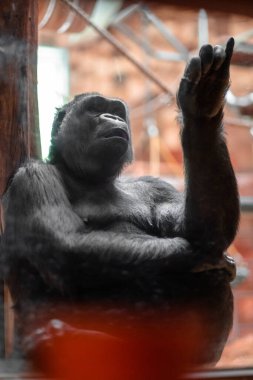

{"left": 108, "top": 101, "right": 127, "bottom": 121}
{"left": 86, "top": 108, "right": 101, "bottom": 118}
{"left": 111, "top": 107, "right": 126, "bottom": 121}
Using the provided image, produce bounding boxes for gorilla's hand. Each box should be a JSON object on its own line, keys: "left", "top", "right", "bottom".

{"left": 177, "top": 38, "right": 234, "bottom": 118}
{"left": 191, "top": 253, "right": 236, "bottom": 281}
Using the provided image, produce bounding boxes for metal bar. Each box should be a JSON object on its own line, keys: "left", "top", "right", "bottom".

{"left": 113, "top": 23, "right": 155, "bottom": 56}
{"left": 198, "top": 9, "right": 209, "bottom": 48}
{"left": 153, "top": 50, "right": 186, "bottom": 61}
{"left": 114, "top": 23, "right": 184, "bottom": 61}
{"left": 131, "top": 93, "right": 172, "bottom": 118}
{"left": 113, "top": 5, "right": 187, "bottom": 62}
{"left": 227, "top": 89, "right": 253, "bottom": 108}
{"left": 57, "top": 0, "right": 79, "bottom": 34}
{"left": 61, "top": 0, "right": 173, "bottom": 96}
{"left": 39, "top": 0, "right": 56, "bottom": 30}
{"left": 187, "top": 367, "right": 253, "bottom": 379}
{"left": 142, "top": 6, "right": 189, "bottom": 58}
{"left": 112, "top": 3, "right": 142, "bottom": 24}
{"left": 224, "top": 116, "right": 253, "bottom": 129}
{"left": 240, "top": 196, "right": 253, "bottom": 212}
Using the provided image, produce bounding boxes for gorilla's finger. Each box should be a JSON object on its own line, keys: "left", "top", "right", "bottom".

{"left": 225, "top": 37, "right": 235, "bottom": 63}
{"left": 182, "top": 56, "right": 201, "bottom": 84}
{"left": 199, "top": 44, "right": 214, "bottom": 74}
{"left": 219, "top": 37, "right": 234, "bottom": 75}
{"left": 213, "top": 45, "right": 226, "bottom": 71}
{"left": 178, "top": 57, "right": 201, "bottom": 105}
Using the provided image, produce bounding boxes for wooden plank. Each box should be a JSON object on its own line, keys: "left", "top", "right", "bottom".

{"left": 0, "top": 0, "right": 40, "bottom": 195}
{"left": 146, "top": 0, "right": 253, "bottom": 18}
{"left": 0, "top": 0, "right": 40, "bottom": 358}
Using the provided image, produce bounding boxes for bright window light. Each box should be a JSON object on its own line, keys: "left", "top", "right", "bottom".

{"left": 37, "top": 46, "right": 69, "bottom": 159}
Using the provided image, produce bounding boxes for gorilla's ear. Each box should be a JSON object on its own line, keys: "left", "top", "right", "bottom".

{"left": 48, "top": 107, "right": 67, "bottom": 162}
{"left": 51, "top": 108, "right": 67, "bottom": 138}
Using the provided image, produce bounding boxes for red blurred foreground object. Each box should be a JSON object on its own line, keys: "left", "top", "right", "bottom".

{"left": 30, "top": 312, "right": 204, "bottom": 380}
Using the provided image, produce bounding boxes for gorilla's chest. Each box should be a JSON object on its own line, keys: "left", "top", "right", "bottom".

{"left": 72, "top": 184, "right": 155, "bottom": 234}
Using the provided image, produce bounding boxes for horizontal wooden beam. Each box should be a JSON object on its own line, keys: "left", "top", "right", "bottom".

{"left": 145, "top": 0, "right": 253, "bottom": 18}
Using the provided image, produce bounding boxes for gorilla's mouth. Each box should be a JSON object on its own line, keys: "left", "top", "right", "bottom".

{"left": 100, "top": 128, "right": 129, "bottom": 141}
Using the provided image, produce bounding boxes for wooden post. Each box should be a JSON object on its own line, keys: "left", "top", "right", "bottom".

{"left": 0, "top": 0, "right": 40, "bottom": 357}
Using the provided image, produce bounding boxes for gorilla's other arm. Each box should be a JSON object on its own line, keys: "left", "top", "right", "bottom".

{"left": 2, "top": 161, "right": 196, "bottom": 294}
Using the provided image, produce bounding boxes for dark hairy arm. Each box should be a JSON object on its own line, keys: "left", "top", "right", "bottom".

{"left": 161, "top": 38, "right": 239, "bottom": 254}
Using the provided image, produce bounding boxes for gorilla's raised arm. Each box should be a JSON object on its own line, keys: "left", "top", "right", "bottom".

{"left": 158, "top": 38, "right": 239, "bottom": 254}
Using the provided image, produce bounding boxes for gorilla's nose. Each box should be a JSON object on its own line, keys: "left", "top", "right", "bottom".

{"left": 100, "top": 113, "right": 125, "bottom": 123}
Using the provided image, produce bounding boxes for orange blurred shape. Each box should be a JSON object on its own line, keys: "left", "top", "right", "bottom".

{"left": 31, "top": 313, "right": 203, "bottom": 380}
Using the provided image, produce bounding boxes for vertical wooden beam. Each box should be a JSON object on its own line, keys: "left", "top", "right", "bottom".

{"left": 0, "top": 0, "right": 40, "bottom": 194}
{"left": 0, "top": 0, "right": 40, "bottom": 357}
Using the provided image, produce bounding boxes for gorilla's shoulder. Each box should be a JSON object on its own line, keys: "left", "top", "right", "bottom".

{"left": 5, "top": 160, "right": 63, "bottom": 201}
{"left": 10, "top": 160, "right": 58, "bottom": 186}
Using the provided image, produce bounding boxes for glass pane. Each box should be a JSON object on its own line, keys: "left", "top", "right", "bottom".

{"left": 2, "top": 0, "right": 253, "bottom": 375}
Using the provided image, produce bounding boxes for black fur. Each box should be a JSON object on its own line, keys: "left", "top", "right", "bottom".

{"left": 1, "top": 39, "right": 239, "bottom": 364}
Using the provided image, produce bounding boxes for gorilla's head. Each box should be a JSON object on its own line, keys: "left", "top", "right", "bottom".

{"left": 48, "top": 93, "right": 133, "bottom": 182}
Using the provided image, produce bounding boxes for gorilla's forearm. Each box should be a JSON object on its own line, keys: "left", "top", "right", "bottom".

{"left": 14, "top": 226, "right": 196, "bottom": 291}
{"left": 181, "top": 114, "right": 239, "bottom": 250}
{"left": 3, "top": 225, "right": 197, "bottom": 295}
{"left": 177, "top": 39, "right": 240, "bottom": 251}
{"left": 73, "top": 231, "right": 195, "bottom": 271}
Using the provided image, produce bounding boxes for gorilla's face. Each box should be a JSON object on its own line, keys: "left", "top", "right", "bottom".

{"left": 52, "top": 93, "right": 133, "bottom": 182}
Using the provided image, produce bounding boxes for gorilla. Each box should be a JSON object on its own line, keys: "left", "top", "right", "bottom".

{"left": 1, "top": 38, "right": 239, "bottom": 365}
